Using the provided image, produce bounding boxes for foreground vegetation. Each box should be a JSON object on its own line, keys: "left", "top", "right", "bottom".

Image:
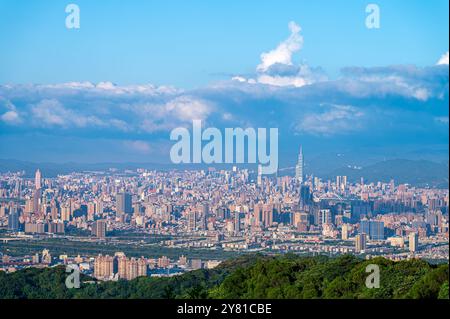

{"left": 0, "top": 254, "right": 448, "bottom": 299}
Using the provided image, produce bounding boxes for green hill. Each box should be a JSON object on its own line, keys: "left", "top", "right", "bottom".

{"left": 0, "top": 254, "right": 448, "bottom": 299}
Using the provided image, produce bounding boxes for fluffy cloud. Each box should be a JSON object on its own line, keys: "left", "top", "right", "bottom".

{"left": 1, "top": 110, "right": 21, "bottom": 124}
{"left": 257, "top": 21, "right": 303, "bottom": 72}
{"left": 233, "top": 22, "right": 327, "bottom": 87}
{"left": 437, "top": 51, "right": 449, "bottom": 65}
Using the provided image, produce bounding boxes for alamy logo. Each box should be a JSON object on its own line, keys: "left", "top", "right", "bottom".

{"left": 170, "top": 120, "right": 278, "bottom": 174}
{"left": 65, "top": 264, "right": 80, "bottom": 289}
{"left": 365, "top": 4, "right": 380, "bottom": 29}
{"left": 65, "top": 4, "right": 80, "bottom": 29}
{"left": 365, "top": 264, "right": 380, "bottom": 289}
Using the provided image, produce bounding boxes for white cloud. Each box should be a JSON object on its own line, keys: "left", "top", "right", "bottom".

{"left": 257, "top": 21, "right": 303, "bottom": 72}
{"left": 296, "top": 104, "right": 365, "bottom": 136}
{"left": 137, "top": 96, "right": 213, "bottom": 133}
{"left": 31, "top": 99, "right": 104, "bottom": 128}
{"left": 233, "top": 21, "right": 326, "bottom": 88}
{"left": 437, "top": 51, "right": 449, "bottom": 65}
{"left": 1, "top": 110, "right": 21, "bottom": 124}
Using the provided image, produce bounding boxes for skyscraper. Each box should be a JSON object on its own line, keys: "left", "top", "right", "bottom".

{"left": 116, "top": 192, "right": 132, "bottom": 215}
{"left": 8, "top": 207, "right": 20, "bottom": 231}
{"left": 299, "top": 185, "right": 311, "bottom": 209}
{"left": 295, "top": 146, "right": 304, "bottom": 183}
{"left": 35, "top": 169, "right": 42, "bottom": 190}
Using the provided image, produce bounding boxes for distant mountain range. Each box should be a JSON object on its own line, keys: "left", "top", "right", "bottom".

{"left": 0, "top": 158, "right": 448, "bottom": 188}
{"left": 323, "top": 159, "right": 449, "bottom": 188}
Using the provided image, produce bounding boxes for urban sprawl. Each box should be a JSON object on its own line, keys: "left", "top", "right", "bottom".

{"left": 0, "top": 147, "right": 448, "bottom": 281}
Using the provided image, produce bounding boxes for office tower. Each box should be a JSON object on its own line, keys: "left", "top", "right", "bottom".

{"left": 8, "top": 207, "right": 20, "bottom": 231}
{"left": 116, "top": 192, "right": 132, "bottom": 215}
{"left": 299, "top": 185, "right": 311, "bottom": 209}
{"left": 409, "top": 232, "right": 418, "bottom": 252}
{"left": 360, "top": 220, "right": 384, "bottom": 240}
{"left": 35, "top": 169, "right": 42, "bottom": 190}
{"left": 92, "top": 220, "right": 107, "bottom": 238}
{"left": 295, "top": 145, "right": 304, "bottom": 183}
{"left": 355, "top": 233, "right": 366, "bottom": 253}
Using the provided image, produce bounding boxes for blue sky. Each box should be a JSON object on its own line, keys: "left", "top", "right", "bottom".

{"left": 0, "top": 0, "right": 448, "bottom": 87}
{"left": 0, "top": 1, "right": 448, "bottom": 168}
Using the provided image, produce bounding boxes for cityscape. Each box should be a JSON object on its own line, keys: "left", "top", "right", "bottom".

{"left": 0, "top": 0, "right": 448, "bottom": 303}
{"left": 0, "top": 146, "right": 448, "bottom": 282}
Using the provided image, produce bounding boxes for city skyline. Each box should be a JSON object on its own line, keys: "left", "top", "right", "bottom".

{"left": 0, "top": 1, "right": 448, "bottom": 303}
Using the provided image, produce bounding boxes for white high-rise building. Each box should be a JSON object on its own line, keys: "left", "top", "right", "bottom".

{"left": 35, "top": 169, "right": 42, "bottom": 190}
{"left": 409, "top": 232, "right": 418, "bottom": 252}
{"left": 295, "top": 146, "right": 304, "bottom": 183}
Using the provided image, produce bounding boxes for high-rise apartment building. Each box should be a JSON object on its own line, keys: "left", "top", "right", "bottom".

{"left": 409, "top": 232, "right": 418, "bottom": 252}
{"left": 355, "top": 233, "right": 367, "bottom": 253}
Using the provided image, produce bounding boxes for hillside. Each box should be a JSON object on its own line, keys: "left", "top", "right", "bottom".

{"left": 0, "top": 254, "right": 448, "bottom": 299}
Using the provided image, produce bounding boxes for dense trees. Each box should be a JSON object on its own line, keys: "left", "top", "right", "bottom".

{"left": 0, "top": 254, "right": 448, "bottom": 299}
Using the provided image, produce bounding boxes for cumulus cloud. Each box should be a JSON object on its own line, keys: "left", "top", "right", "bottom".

{"left": 233, "top": 21, "right": 327, "bottom": 87}
{"left": 437, "top": 51, "right": 449, "bottom": 65}
{"left": 257, "top": 21, "right": 303, "bottom": 72}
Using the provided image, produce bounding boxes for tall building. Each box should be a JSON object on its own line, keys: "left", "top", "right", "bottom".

{"left": 35, "top": 169, "right": 42, "bottom": 190}
{"left": 188, "top": 210, "right": 197, "bottom": 232}
{"left": 341, "top": 224, "right": 349, "bottom": 240}
{"left": 8, "top": 207, "right": 20, "bottom": 231}
{"left": 299, "top": 185, "right": 311, "bottom": 209}
{"left": 116, "top": 193, "right": 132, "bottom": 215}
{"left": 409, "top": 232, "right": 418, "bottom": 252}
{"left": 360, "top": 220, "right": 384, "bottom": 240}
{"left": 92, "top": 220, "right": 107, "bottom": 238}
{"left": 295, "top": 146, "right": 304, "bottom": 183}
{"left": 233, "top": 212, "right": 241, "bottom": 233}
{"left": 355, "top": 233, "right": 366, "bottom": 253}
{"left": 94, "top": 254, "right": 114, "bottom": 280}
